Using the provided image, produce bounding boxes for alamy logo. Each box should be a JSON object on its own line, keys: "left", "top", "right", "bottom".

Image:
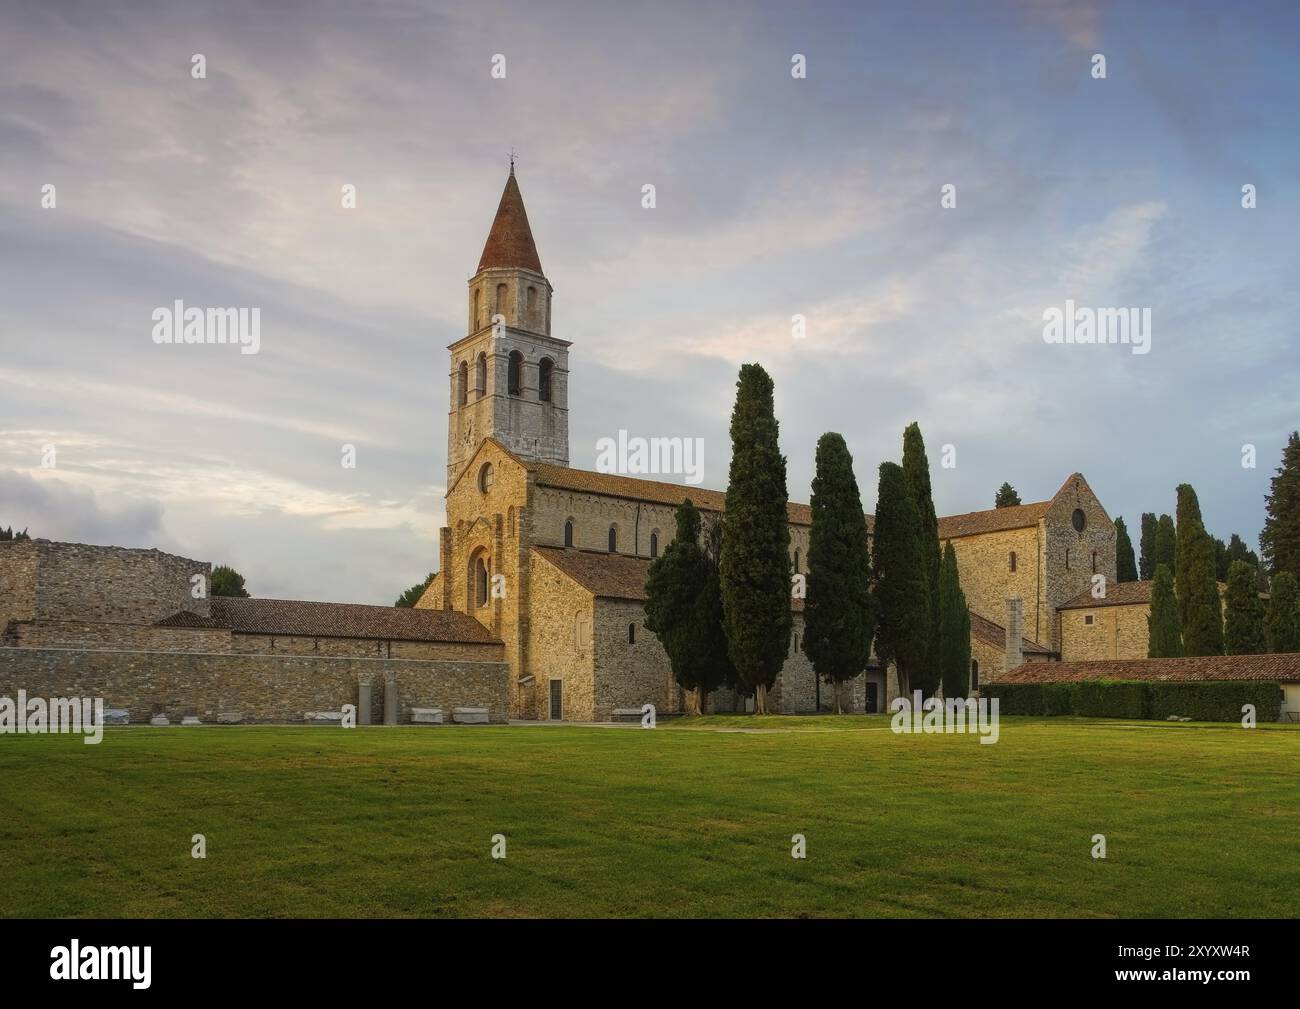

{"left": 890, "top": 691, "right": 1000, "bottom": 744}
{"left": 0, "top": 691, "right": 104, "bottom": 744}
{"left": 50, "top": 940, "right": 151, "bottom": 989}
{"left": 1042, "top": 299, "right": 1150, "bottom": 355}
{"left": 595, "top": 429, "right": 704, "bottom": 485}
{"left": 151, "top": 300, "right": 261, "bottom": 355}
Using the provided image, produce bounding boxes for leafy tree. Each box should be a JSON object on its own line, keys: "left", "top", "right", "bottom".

{"left": 1114, "top": 516, "right": 1138, "bottom": 583}
{"left": 719, "top": 364, "right": 791, "bottom": 715}
{"left": 645, "top": 500, "right": 729, "bottom": 714}
{"left": 1261, "top": 431, "right": 1300, "bottom": 582}
{"left": 872, "top": 461, "right": 930, "bottom": 699}
{"left": 1265, "top": 572, "right": 1300, "bottom": 653}
{"left": 994, "top": 483, "right": 1021, "bottom": 509}
{"left": 937, "top": 540, "right": 971, "bottom": 698}
{"left": 1154, "top": 513, "right": 1177, "bottom": 575}
{"left": 902, "top": 423, "right": 941, "bottom": 696}
{"left": 0, "top": 526, "right": 31, "bottom": 542}
{"left": 210, "top": 564, "right": 250, "bottom": 598}
{"left": 1147, "top": 564, "right": 1182, "bottom": 658}
{"left": 1175, "top": 484, "right": 1223, "bottom": 656}
{"left": 1223, "top": 559, "right": 1266, "bottom": 655}
{"left": 395, "top": 572, "right": 435, "bottom": 608}
{"left": 1138, "top": 512, "right": 1157, "bottom": 580}
{"left": 803, "top": 433, "right": 874, "bottom": 714}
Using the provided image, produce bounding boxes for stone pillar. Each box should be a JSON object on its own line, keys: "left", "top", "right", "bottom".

{"left": 357, "top": 676, "right": 373, "bottom": 726}
{"left": 1005, "top": 597, "right": 1024, "bottom": 673}
{"left": 384, "top": 670, "right": 399, "bottom": 725}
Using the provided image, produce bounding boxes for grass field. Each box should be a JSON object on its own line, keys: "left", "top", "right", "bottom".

{"left": 2, "top": 716, "right": 1298, "bottom": 918}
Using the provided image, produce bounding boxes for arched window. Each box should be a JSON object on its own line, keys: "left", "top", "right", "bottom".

{"left": 793, "top": 548, "right": 800, "bottom": 573}
{"left": 457, "top": 361, "right": 468, "bottom": 407}
{"left": 508, "top": 351, "right": 522, "bottom": 396}
{"left": 472, "top": 288, "right": 480, "bottom": 328}
{"left": 628, "top": 623, "right": 636, "bottom": 644}
{"left": 527, "top": 285, "right": 538, "bottom": 314}
{"left": 539, "top": 357, "right": 553, "bottom": 402}
{"left": 608, "top": 526, "right": 617, "bottom": 553}
{"left": 649, "top": 531, "right": 659, "bottom": 558}
{"left": 792, "top": 633, "right": 800, "bottom": 654}
{"left": 476, "top": 352, "right": 486, "bottom": 396}
{"left": 478, "top": 462, "right": 494, "bottom": 493}
{"left": 564, "top": 520, "right": 574, "bottom": 547}
{"left": 495, "top": 282, "right": 507, "bottom": 313}
{"left": 474, "top": 555, "right": 489, "bottom": 608}
{"left": 1091, "top": 550, "right": 1098, "bottom": 574}
{"left": 970, "top": 659, "right": 980, "bottom": 691}
{"left": 1009, "top": 551, "right": 1017, "bottom": 573}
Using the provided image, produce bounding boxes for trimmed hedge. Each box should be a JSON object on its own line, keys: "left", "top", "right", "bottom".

{"left": 983, "top": 679, "right": 1282, "bottom": 722}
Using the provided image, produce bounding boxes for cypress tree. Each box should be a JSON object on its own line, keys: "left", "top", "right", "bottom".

{"left": 1223, "top": 559, "right": 1266, "bottom": 655}
{"left": 994, "top": 483, "right": 1021, "bottom": 508}
{"left": 937, "top": 540, "right": 971, "bottom": 698}
{"left": 698, "top": 515, "right": 738, "bottom": 710}
{"left": 872, "top": 462, "right": 929, "bottom": 699}
{"left": 1265, "top": 571, "right": 1300, "bottom": 652}
{"left": 1175, "top": 484, "right": 1223, "bottom": 656}
{"left": 1261, "top": 432, "right": 1300, "bottom": 581}
{"left": 803, "top": 433, "right": 874, "bottom": 714}
{"left": 902, "top": 423, "right": 941, "bottom": 696}
{"left": 1212, "top": 536, "right": 1229, "bottom": 582}
{"left": 1147, "top": 564, "right": 1183, "bottom": 658}
{"left": 1154, "top": 514, "right": 1177, "bottom": 575}
{"left": 1139, "top": 512, "right": 1157, "bottom": 581}
{"left": 719, "top": 364, "right": 791, "bottom": 715}
{"left": 1114, "top": 516, "right": 1138, "bottom": 583}
{"left": 645, "top": 500, "right": 729, "bottom": 713}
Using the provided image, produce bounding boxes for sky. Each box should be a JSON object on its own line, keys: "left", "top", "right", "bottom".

{"left": 1, "top": 0, "right": 1297, "bottom": 604}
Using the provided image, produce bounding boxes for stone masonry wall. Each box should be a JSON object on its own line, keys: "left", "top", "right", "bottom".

{"left": 0, "top": 540, "right": 38, "bottom": 637}
{"left": 10, "top": 621, "right": 232, "bottom": 653}
{"left": 1059, "top": 602, "right": 1150, "bottom": 661}
{"left": 0, "top": 647, "right": 510, "bottom": 724}
{"left": 527, "top": 551, "right": 595, "bottom": 720}
{"left": 227, "top": 633, "right": 503, "bottom": 663}
{"left": 592, "top": 598, "right": 677, "bottom": 720}
{"left": 32, "top": 541, "right": 210, "bottom": 625}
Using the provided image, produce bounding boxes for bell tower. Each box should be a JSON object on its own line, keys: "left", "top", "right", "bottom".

{"left": 446, "top": 165, "right": 570, "bottom": 490}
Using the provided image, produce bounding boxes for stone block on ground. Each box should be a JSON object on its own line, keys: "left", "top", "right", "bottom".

{"left": 411, "top": 707, "right": 444, "bottom": 724}
{"left": 452, "top": 706, "right": 489, "bottom": 724}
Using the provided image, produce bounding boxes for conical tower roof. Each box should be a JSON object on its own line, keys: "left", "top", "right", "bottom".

{"left": 477, "top": 168, "right": 542, "bottom": 274}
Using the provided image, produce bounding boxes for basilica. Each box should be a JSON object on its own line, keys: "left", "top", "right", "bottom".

{"left": 415, "top": 169, "right": 1123, "bottom": 720}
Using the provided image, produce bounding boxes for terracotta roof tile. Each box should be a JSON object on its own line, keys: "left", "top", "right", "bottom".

{"left": 1058, "top": 580, "right": 1153, "bottom": 610}
{"left": 968, "top": 609, "right": 1052, "bottom": 654}
{"left": 936, "top": 500, "right": 1051, "bottom": 539}
{"left": 995, "top": 654, "right": 1300, "bottom": 683}
{"left": 203, "top": 597, "right": 499, "bottom": 644}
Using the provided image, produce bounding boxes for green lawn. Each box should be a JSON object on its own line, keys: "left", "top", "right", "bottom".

{"left": 2, "top": 716, "right": 1297, "bottom": 918}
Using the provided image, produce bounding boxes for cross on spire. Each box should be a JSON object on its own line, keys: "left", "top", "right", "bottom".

{"left": 509, "top": 148, "right": 516, "bottom": 175}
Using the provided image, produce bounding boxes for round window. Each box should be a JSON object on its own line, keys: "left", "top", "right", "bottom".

{"left": 478, "top": 462, "right": 495, "bottom": 493}
{"left": 1072, "top": 508, "right": 1086, "bottom": 532}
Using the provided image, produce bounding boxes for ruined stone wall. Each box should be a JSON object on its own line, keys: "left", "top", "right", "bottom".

{"left": 30, "top": 541, "right": 210, "bottom": 625}
{"left": 0, "top": 540, "right": 38, "bottom": 637}
{"left": 0, "top": 647, "right": 510, "bottom": 724}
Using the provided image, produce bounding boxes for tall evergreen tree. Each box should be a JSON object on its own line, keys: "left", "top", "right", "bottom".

{"left": 1138, "top": 512, "right": 1157, "bottom": 580}
{"left": 937, "top": 540, "right": 972, "bottom": 698}
{"left": 994, "top": 483, "right": 1021, "bottom": 508}
{"left": 901, "top": 423, "right": 941, "bottom": 695}
{"left": 1174, "top": 484, "right": 1223, "bottom": 656}
{"left": 1261, "top": 431, "right": 1300, "bottom": 581}
{"left": 803, "top": 433, "right": 874, "bottom": 714}
{"left": 0, "top": 526, "right": 31, "bottom": 542}
{"left": 394, "top": 572, "right": 435, "bottom": 607}
{"left": 1147, "top": 564, "right": 1183, "bottom": 658}
{"left": 1223, "top": 559, "right": 1267, "bottom": 655}
{"left": 698, "top": 515, "right": 738, "bottom": 710}
{"left": 1154, "top": 513, "right": 1177, "bottom": 575}
{"left": 1114, "top": 516, "right": 1138, "bottom": 583}
{"left": 872, "top": 462, "right": 930, "bottom": 699}
{"left": 1265, "top": 571, "right": 1300, "bottom": 653}
{"left": 719, "top": 364, "right": 791, "bottom": 715}
{"left": 1212, "top": 536, "right": 1229, "bottom": 582}
{"left": 645, "top": 500, "right": 729, "bottom": 713}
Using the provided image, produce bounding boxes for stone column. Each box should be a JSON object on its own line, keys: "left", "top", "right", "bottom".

{"left": 357, "top": 675, "right": 373, "bottom": 726}
{"left": 1005, "top": 597, "right": 1024, "bottom": 673}
{"left": 384, "top": 670, "right": 399, "bottom": 725}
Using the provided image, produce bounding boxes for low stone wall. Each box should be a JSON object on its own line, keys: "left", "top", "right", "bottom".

{"left": 0, "top": 647, "right": 510, "bottom": 725}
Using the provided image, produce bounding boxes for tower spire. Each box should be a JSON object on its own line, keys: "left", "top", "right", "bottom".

{"left": 477, "top": 168, "right": 542, "bottom": 274}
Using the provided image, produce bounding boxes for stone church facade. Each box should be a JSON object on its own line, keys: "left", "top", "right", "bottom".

{"left": 416, "top": 170, "right": 1124, "bottom": 720}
